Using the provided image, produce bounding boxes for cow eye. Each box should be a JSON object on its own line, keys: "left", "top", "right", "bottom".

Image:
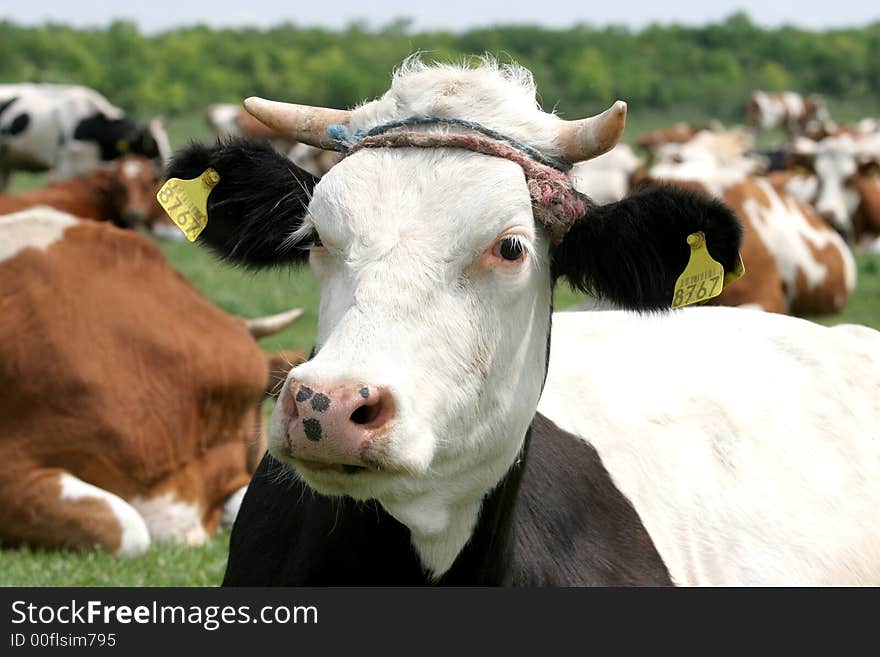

{"left": 311, "top": 231, "right": 324, "bottom": 249}
{"left": 494, "top": 236, "right": 525, "bottom": 261}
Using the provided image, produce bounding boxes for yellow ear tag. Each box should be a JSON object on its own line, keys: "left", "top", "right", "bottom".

{"left": 116, "top": 138, "right": 129, "bottom": 153}
{"left": 156, "top": 169, "right": 220, "bottom": 242}
{"left": 671, "top": 232, "right": 727, "bottom": 309}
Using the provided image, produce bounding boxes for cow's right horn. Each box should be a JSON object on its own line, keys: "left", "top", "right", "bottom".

{"left": 244, "top": 98, "right": 351, "bottom": 150}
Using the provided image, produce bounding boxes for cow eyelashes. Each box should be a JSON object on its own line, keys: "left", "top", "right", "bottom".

{"left": 493, "top": 236, "right": 526, "bottom": 261}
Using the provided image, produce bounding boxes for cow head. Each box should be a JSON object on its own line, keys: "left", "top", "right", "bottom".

{"left": 101, "top": 155, "right": 164, "bottom": 228}
{"left": 791, "top": 135, "right": 863, "bottom": 236}
{"left": 167, "top": 60, "right": 741, "bottom": 576}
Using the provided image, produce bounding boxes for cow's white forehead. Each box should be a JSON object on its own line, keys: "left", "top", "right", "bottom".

{"left": 307, "top": 148, "right": 535, "bottom": 257}
{"left": 346, "top": 58, "right": 562, "bottom": 159}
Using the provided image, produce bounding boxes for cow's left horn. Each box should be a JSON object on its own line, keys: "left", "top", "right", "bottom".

{"left": 557, "top": 100, "right": 627, "bottom": 163}
{"left": 244, "top": 97, "right": 351, "bottom": 150}
{"left": 245, "top": 308, "right": 304, "bottom": 339}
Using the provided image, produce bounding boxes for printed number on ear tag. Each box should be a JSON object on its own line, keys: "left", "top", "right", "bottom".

{"left": 156, "top": 168, "right": 220, "bottom": 242}
{"left": 671, "top": 232, "right": 727, "bottom": 309}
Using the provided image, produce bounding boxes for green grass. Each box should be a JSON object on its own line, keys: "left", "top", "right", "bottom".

{"left": 159, "top": 241, "right": 320, "bottom": 355}
{"left": 0, "top": 530, "right": 231, "bottom": 587}
{"left": 1, "top": 108, "right": 879, "bottom": 587}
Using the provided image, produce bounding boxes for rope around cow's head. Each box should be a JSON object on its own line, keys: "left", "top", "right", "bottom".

{"left": 324, "top": 116, "right": 588, "bottom": 244}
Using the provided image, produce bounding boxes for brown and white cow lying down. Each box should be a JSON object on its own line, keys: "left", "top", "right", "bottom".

{"left": 0, "top": 155, "right": 165, "bottom": 230}
{"left": 168, "top": 60, "right": 880, "bottom": 585}
{"left": 0, "top": 208, "right": 304, "bottom": 555}
{"left": 649, "top": 136, "right": 856, "bottom": 315}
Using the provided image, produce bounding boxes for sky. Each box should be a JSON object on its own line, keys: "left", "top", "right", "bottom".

{"left": 2, "top": 0, "right": 878, "bottom": 33}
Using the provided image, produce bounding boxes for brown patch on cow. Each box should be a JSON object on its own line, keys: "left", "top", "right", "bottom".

{"left": 0, "top": 468, "right": 126, "bottom": 553}
{"left": 0, "top": 221, "right": 272, "bottom": 552}
{"left": 716, "top": 178, "right": 787, "bottom": 313}
{"left": 852, "top": 174, "right": 880, "bottom": 241}
{"left": 788, "top": 200, "right": 851, "bottom": 315}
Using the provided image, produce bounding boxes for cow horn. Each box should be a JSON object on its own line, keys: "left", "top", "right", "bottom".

{"left": 245, "top": 308, "right": 304, "bottom": 339}
{"left": 244, "top": 97, "right": 351, "bottom": 150}
{"left": 557, "top": 100, "right": 628, "bottom": 163}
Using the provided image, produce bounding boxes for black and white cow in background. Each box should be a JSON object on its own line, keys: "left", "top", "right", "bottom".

{"left": 0, "top": 83, "right": 171, "bottom": 190}
{"left": 168, "top": 59, "right": 880, "bottom": 586}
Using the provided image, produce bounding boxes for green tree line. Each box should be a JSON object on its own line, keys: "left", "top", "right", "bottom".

{"left": 0, "top": 12, "right": 877, "bottom": 121}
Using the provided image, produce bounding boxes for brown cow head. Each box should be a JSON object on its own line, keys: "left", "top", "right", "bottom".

{"left": 104, "top": 155, "right": 165, "bottom": 228}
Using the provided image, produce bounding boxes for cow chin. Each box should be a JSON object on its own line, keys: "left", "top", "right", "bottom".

{"left": 266, "top": 408, "right": 436, "bottom": 500}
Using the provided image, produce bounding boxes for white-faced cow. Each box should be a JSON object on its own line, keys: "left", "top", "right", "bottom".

{"left": 0, "top": 83, "right": 171, "bottom": 189}
{"left": 773, "top": 134, "right": 880, "bottom": 247}
{"left": 168, "top": 60, "right": 880, "bottom": 586}
{"left": 0, "top": 208, "right": 304, "bottom": 555}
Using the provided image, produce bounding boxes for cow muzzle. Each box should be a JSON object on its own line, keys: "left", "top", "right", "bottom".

{"left": 279, "top": 378, "right": 396, "bottom": 472}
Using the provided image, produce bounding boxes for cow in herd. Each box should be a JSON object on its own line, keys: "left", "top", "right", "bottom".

{"left": 746, "top": 90, "right": 829, "bottom": 133}
{"left": 163, "top": 59, "right": 880, "bottom": 585}
{"left": 0, "top": 83, "right": 170, "bottom": 190}
{"left": 646, "top": 130, "right": 857, "bottom": 315}
{"left": 0, "top": 207, "right": 305, "bottom": 554}
{"left": 0, "top": 154, "right": 165, "bottom": 230}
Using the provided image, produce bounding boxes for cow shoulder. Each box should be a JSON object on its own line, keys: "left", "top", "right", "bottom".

{"left": 505, "top": 413, "right": 672, "bottom": 586}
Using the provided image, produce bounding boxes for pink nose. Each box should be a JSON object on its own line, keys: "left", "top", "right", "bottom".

{"left": 281, "top": 379, "right": 395, "bottom": 468}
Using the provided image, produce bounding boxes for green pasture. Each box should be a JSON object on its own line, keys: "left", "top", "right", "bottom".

{"left": 1, "top": 111, "right": 879, "bottom": 587}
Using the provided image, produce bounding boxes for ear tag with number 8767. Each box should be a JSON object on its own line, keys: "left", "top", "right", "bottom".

{"left": 156, "top": 168, "right": 220, "bottom": 242}
{"left": 671, "top": 231, "right": 732, "bottom": 309}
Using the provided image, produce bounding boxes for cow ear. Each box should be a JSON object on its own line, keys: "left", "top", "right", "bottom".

{"left": 552, "top": 185, "right": 743, "bottom": 311}
{"left": 166, "top": 138, "right": 319, "bottom": 268}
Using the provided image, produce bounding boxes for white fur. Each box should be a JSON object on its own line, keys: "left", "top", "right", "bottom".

{"left": 58, "top": 473, "right": 150, "bottom": 556}
{"left": 221, "top": 486, "right": 248, "bottom": 527}
{"left": 0, "top": 207, "right": 78, "bottom": 262}
{"left": 121, "top": 159, "right": 144, "bottom": 179}
{"left": 131, "top": 494, "right": 208, "bottom": 545}
{"left": 570, "top": 144, "right": 641, "bottom": 204}
{"left": 811, "top": 135, "right": 860, "bottom": 232}
{"left": 538, "top": 309, "right": 880, "bottom": 585}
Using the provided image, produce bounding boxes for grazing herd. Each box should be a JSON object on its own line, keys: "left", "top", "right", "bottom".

{"left": 2, "top": 62, "right": 879, "bottom": 586}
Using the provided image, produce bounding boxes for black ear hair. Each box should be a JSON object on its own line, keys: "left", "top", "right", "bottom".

{"left": 166, "top": 138, "right": 319, "bottom": 269}
{"left": 552, "top": 185, "right": 743, "bottom": 311}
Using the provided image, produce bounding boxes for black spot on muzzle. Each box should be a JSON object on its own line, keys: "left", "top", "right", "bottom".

{"left": 303, "top": 418, "right": 322, "bottom": 442}
{"left": 310, "top": 393, "right": 331, "bottom": 412}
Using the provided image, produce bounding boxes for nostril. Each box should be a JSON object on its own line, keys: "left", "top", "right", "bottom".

{"left": 349, "top": 388, "right": 395, "bottom": 430}
{"left": 350, "top": 402, "right": 380, "bottom": 425}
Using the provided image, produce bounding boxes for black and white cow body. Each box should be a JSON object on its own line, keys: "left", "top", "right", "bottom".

{"left": 0, "top": 83, "right": 169, "bottom": 189}
{"left": 225, "top": 414, "right": 672, "bottom": 586}
{"left": 168, "top": 60, "right": 880, "bottom": 586}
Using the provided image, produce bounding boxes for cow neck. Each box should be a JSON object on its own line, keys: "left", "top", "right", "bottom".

{"left": 437, "top": 422, "right": 532, "bottom": 584}
{"left": 418, "top": 291, "right": 555, "bottom": 581}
